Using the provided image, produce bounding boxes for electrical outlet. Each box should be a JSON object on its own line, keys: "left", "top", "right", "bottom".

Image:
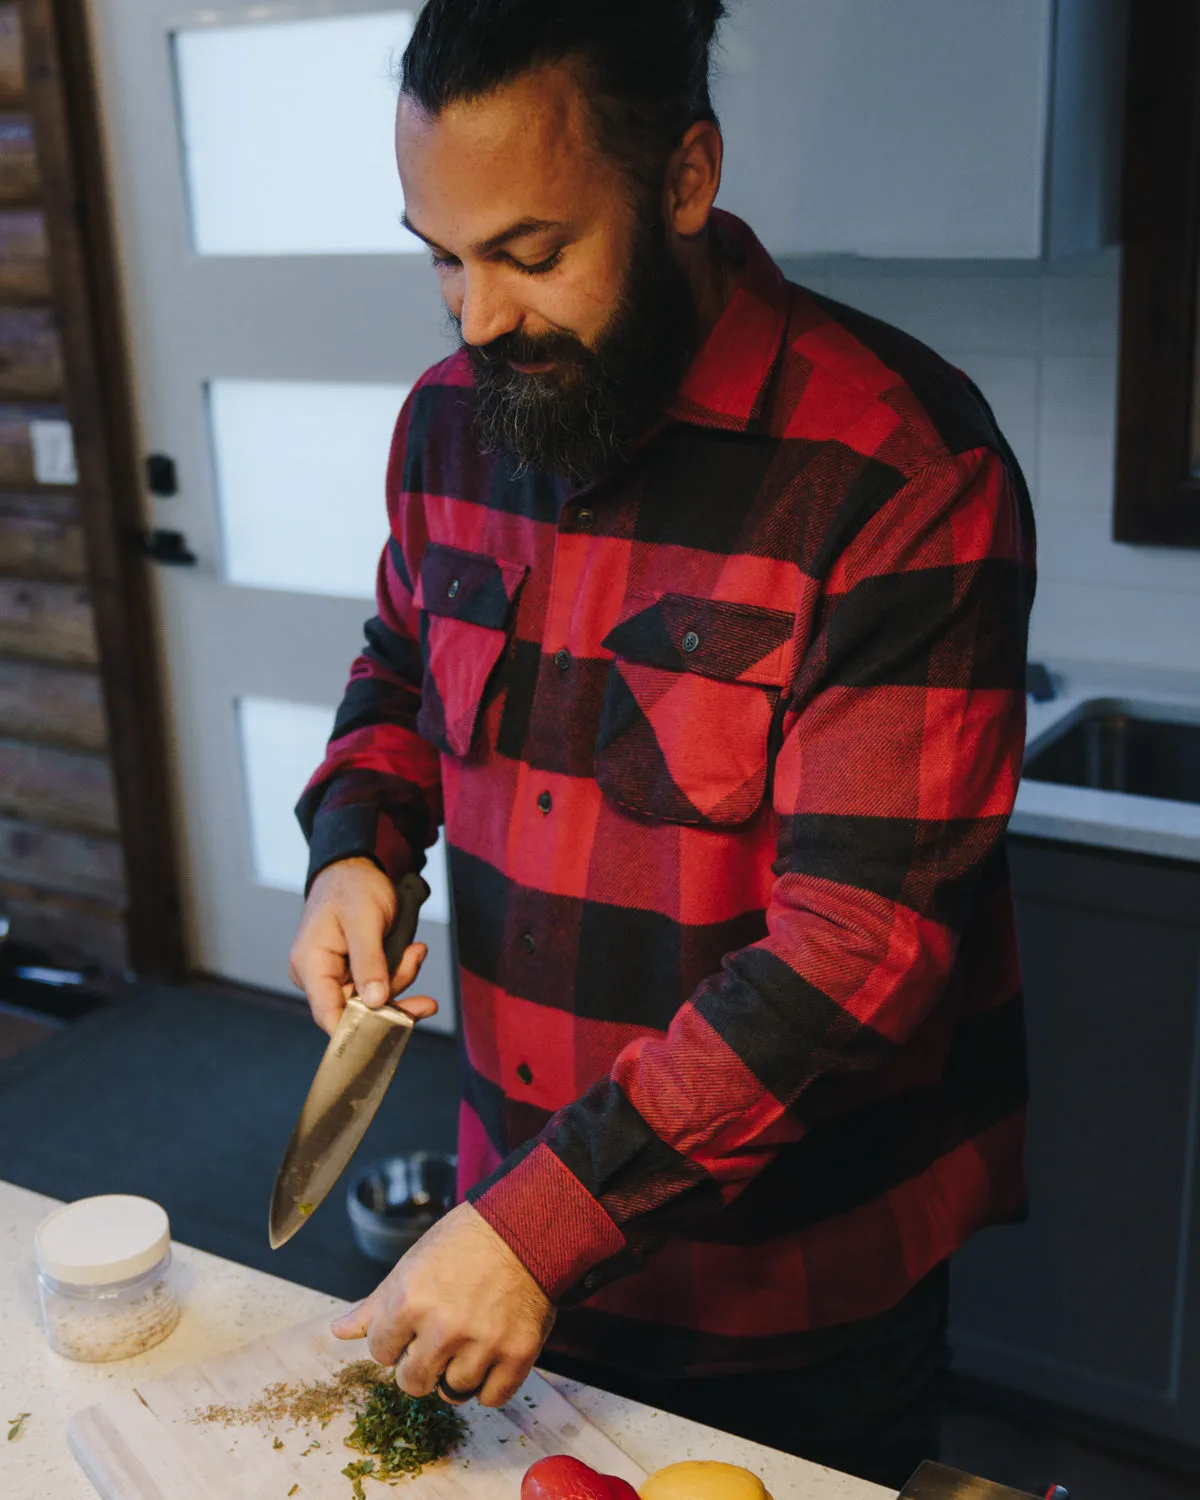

{"left": 30, "top": 419, "right": 79, "bottom": 486}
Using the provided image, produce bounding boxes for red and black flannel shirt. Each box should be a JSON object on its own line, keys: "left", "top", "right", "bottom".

{"left": 298, "top": 212, "right": 1036, "bottom": 1378}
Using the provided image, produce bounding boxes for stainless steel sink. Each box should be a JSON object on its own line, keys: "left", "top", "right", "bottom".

{"left": 1024, "top": 699, "right": 1200, "bottom": 805}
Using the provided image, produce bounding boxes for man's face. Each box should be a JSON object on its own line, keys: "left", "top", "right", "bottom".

{"left": 395, "top": 63, "right": 698, "bottom": 481}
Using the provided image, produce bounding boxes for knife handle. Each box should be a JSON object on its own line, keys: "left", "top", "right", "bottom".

{"left": 383, "top": 872, "right": 432, "bottom": 977}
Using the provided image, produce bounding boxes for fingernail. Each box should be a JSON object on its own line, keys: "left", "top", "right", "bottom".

{"left": 363, "top": 980, "right": 388, "bottom": 1007}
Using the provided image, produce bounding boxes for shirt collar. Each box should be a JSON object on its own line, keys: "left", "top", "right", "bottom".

{"left": 666, "top": 210, "right": 790, "bottom": 434}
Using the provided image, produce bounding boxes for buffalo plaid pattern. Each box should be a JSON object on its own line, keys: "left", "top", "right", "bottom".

{"left": 298, "top": 212, "right": 1035, "bottom": 1378}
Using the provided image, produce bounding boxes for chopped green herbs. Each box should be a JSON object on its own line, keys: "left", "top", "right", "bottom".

{"left": 297, "top": 1202, "right": 315, "bottom": 1217}
{"left": 288, "top": 1487, "right": 299, "bottom": 1496}
{"left": 272, "top": 1437, "right": 284, "bottom": 1450}
{"left": 342, "top": 1458, "right": 376, "bottom": 1499}
{"left": 7, "top": 1413, "right": 29, "bottom": 1442}
{"left": 343, "top": 1381, "right": 465, "bottom": 1482}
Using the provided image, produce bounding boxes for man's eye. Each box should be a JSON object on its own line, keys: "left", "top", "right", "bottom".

{"left": 430, "top": 251, "right": 461, "bottom": 270}
{"left": 513, "top": 250, "right": 564, "bottom": 276}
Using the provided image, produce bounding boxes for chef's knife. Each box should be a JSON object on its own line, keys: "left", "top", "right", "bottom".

{"left": 898, "top": 1463, "right": 1069, "bottom": 1499}
{"left": 268, "top": 872, "right": 431, "bottom": 1250}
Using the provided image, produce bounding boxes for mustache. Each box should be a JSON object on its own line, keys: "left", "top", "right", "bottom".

{"left": 450, "top": 318, "right": 592, "bottom": 370}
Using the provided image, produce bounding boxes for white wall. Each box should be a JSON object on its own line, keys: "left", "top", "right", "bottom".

{"left": 777, "top": 249, "right": 1200, "bottom": 675}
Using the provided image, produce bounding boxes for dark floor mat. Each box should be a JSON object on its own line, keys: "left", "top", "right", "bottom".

{"left": 0, "top": 981, "right": 459, "bottom": 1303}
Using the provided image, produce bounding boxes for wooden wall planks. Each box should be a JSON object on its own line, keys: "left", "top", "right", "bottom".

{"left": 0, "top": 113, "right": 39, "bottom": 202}
{"left": 0, "top": 0, "right": 118, "bottom": 970}
{"left": 0, "top": 209, "right": 50, "bottom": 300}
{"left": 0, "top": 657, "right": 106, "bottom": 748}
{"left": 0, "top": 735, "right": 117, "bottom": 830}
{"left": 0, "top": 814, "right": 124, "bottom": 901}
{"left": 0, "top": 576, "right": 96, "bottom": 662}
{"left": 8, "top": 0, "right": 185, "bottom": 976}
{"left": 0, "top": 6, "right": 25, "bottom": 107}
{"left": 0, "top": 304, "right": 62, "bottom": 396}
{"left": 0, "top": 494, "right": 84, "bottom": 576}
{"left": 0, "top": 878, "right": 125, "bottom": 969}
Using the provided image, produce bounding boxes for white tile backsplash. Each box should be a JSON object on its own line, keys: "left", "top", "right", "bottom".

{"left": 1034, "top": 506, "right": 1200, "bottom": 592}
{"left": 1040, "top": 265, "right": 1122, "bottom": 355}
{"left": 1030, "top": 579, "right": 1200, "bottom": 673}
{"left": 1039, "top": 355, "right": 1120, "bottom": 436}
{"left": 1035, "top": 429, "right": 1116, "bottom": 511}
{"left": 824, "top": 250, "right": 1200, "bottom": 674}
{"left": 823, "top": 273, "right": 1043, "bottom": 354}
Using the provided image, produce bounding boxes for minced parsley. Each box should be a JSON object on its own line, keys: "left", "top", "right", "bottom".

{"left": 343, "top": 1381, "right": 465, "bottom": 1484}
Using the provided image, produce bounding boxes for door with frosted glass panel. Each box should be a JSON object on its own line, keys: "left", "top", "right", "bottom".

{"left": 83, "top": 1, "right": 458, "bottom": 1029}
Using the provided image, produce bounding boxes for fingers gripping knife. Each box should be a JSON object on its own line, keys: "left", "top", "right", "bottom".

{"left": 898, "top": 1464, "right": 1070, "bottom": 1500}
{"left": 268, "top": 874, "right": 431, "bottom": 1251}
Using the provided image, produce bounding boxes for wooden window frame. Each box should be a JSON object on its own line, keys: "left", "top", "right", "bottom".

{"left": 18, "top": 0, "right": 185, "bottom": 975}
{"left": 1113, "top": 0, "right": 1200, "bottom": 546}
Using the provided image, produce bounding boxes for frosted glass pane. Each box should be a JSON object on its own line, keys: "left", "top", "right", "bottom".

{"left": 175, "top": 11, "right": 423, "bottom": 255}
{"left": 210, "top": 379, "right": 409, "bottom": 598}
{"left": 238, "top": 694, "right": 450, "bottom": 924}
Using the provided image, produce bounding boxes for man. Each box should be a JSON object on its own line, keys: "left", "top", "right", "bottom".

{"left": 290, "top": 0, "right": 1036, "bottom": 1487}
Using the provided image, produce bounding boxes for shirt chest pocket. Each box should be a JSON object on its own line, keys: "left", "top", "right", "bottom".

{"left": 596, "top": 591, "right": 794, "bottom": 828}
{"left": 414, "top": 543, "right": 528, "bottom": 757}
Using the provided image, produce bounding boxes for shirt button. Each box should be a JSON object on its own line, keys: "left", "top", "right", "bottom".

{"left": 576, "top": 508, "right": 595, "bottom": 530}
{"left": 554, "top": 647, "right": 572, "bottom": 671}
{"left": 517, "top": 1061, "right": 533, "bottom": 1085}
{"left": 447, "top": 578, "right": 460, "bottom": 599}
{"left": 521, "top": 931, "right": 536, "bottom": 954}
{"left": 537, "top": 790, "right": 552, "bottom": 814}
{"left": 681, "top": 629, "right": 700, "bottom": 654}
{"left": 583, "top": 1271, "right": 602, "bottom": 1291}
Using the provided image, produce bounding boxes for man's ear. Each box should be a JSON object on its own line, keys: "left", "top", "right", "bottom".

{"left": 664, "top": 119, "right": 724, "bottom": 237}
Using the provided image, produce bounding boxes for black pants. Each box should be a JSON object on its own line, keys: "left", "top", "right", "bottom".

{"left": 541, "top": 1262, "right": 951, "bottom": 1492}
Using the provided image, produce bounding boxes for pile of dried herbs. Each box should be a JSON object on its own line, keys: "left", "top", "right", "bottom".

{"left": 341, "top": 1380, "right": 466, "bottom": 1495}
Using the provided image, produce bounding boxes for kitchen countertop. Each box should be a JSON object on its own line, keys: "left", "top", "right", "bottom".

{"left": 1014, "top": 660, "right": 1200, "bottom": 865}
{"left": 0, "top": 1182, "right": 888, "bottom": 1500}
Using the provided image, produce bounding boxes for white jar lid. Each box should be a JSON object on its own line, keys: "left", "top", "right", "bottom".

{"left": 35, "top": 1196, "right": 171, "bottom": 1286}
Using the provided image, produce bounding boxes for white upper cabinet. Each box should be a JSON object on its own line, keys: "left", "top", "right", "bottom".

{"left": 713, "top": 0, "right": 1128, "bottom": 259}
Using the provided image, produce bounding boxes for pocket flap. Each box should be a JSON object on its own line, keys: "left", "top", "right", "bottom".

{"left": 415, "top": 543, "right": 527, "bottom": 628}
{"left": 601, "top": 591, "right": 793, "bottom": 687}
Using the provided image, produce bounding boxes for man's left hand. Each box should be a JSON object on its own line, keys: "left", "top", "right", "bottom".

{"left": 330, "top": 1201, "right": 556, "bottom": 1408}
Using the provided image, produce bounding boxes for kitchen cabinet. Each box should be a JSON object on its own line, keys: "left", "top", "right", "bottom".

{"left": 949, "top": 836, "right": 1200, "bottom": 1451}
{"left": 713, "top": 0, "right": 1128, "bottom": 259}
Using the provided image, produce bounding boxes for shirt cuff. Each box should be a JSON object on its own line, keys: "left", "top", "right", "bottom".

{"left": 304, "top": 799, "right": 415, "bottom": 895}
{"left": 467, "top": 1141, "right": 628, "bottom": 1303}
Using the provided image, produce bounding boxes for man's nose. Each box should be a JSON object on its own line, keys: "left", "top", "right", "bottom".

{"left": 455, "top": 269, "right": 522, "bottom": 349}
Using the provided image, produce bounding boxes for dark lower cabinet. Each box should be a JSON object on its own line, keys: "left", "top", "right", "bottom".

{"left": 949, "top": 836, "right": 1200, "bottom": 1450}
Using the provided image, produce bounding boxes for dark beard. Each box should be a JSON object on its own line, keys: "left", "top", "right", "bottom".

{"left": 455, "top": 210, "right": 700, "bottom": 484}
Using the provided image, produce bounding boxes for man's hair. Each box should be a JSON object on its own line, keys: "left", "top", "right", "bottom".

{"left": 398, "top": 0, "right": 728, "bottom": 193}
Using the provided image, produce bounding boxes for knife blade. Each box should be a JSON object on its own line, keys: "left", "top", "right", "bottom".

{"left": 898, "top": 1462, "right": 1065, "bottom": 1499}
{"left": 268, "top": 872, "right": 431, "bottom": 1250}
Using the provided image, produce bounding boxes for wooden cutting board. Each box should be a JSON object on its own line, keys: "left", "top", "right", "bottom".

{"left": 67, "top": 1313, "right": 648, "bottom": 1500}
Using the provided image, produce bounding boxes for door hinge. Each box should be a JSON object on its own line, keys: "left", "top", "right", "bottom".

{"left": 136, "top": 529, "right": 197, "bottom": 566}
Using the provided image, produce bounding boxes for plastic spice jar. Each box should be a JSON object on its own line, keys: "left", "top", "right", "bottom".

{"left": 35, "top": 1195, "right": 181, "bottom": 1362}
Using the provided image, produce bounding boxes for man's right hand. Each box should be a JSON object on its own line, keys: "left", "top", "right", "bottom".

{"left": 289, "top": 857, "right": 438, "bottom": 1036}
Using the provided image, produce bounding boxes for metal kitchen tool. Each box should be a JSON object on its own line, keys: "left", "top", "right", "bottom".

{"left": 268, "top": 873, "right": 431, "bottom": 1249}
{"left": 898, "top": 1463, "right": 1069, "bottom": 1500}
